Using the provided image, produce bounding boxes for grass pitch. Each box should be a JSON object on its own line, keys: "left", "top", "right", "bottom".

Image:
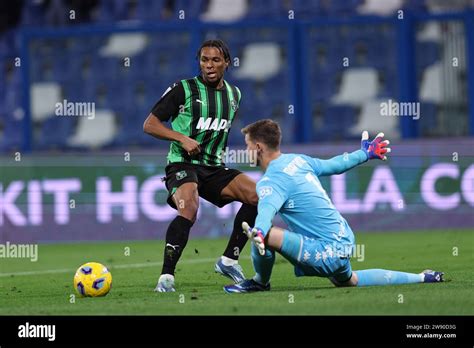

{"left": 0, "top": 230, "right": 472, "bottom": 315}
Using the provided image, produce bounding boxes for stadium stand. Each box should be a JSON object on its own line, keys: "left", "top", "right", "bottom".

{"left": 0, "top": 0, "right": 472, "bottom": 152}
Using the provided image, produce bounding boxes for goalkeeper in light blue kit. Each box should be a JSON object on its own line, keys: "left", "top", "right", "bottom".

{"left": 224, "top": 119, "right": 444, "bottom": 293}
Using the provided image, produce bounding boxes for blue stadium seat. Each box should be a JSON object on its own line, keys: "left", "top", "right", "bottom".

{"left": 144, "top": 79, "right": 171, "bottom": 108}
{"left": 30, "top": 53, "right": 73, "bottom": 83}
{"left": 220, "top": 28, "right": 288, "bottom": 50}
{"left": 20, "top": 0, "right": 47, "bottom": 26}
{"left": 231, "top": 79, "right": 258, "bottom": 107}
{"left": 36, "top": 115, "right": 76, "bottom": 150}
{"left": 260, "top": 74, "right": 290, "bottom": 101}
{"left": 310, "top": 34, "right": 346, "bottom": 71}
{"left": 365, "top": 40, "right": 397, "bottom": 70}
{"left": 52, "top": 52, "right": 80, "bottom": 82}
{"left": 291, "top": 0, "right": 325, "bottom": 18}
{"left": 377, "top": 68, "right": 399, "bottom": 99}
{"left": 310, "top": 25, "right": 340, "bottom": 43}
{"left": 279, "top": 116, "right": 295, "bottom": 144}
{"left": 4, "top": 70, "right": 22, "bottom": 113}
{"left": 311, "top": 104, "right": 357, "bottom": 142}
{"left": 44, "top": 0, "right": 68, "bottom": 26}
{"left": 85, "top": 77, "right": 140, "bottom": 112}
{"left": 310, "top": 71, "right": 339, "bottom": 101}
{"left": 416, "top": 42, "right": 439, "bottom": 70}
{"left": 148, "top": 32, "right": 191, "bottom": 50}
{"left": 93, "top": 81, "right": 120, "bottom": 110}
{"left": 403, "top": 0, "right": 428, "bottom": 13}
{"left": 133, "top": 0, "right": 169, "bottom": 21}
{"left": 326, "top": 0, "right": 363, "bottom": 16}
{"left": 226, "top": 117, "right": 246, "bottom": 146}
{"left": 0, "top": 30, "right": 20, "bottom": 59}
{"left": 144, "top": 49, "right": 190, "bottom": 78}
{"left": 112, "top": 105, "right": 163, "bottom": 147}
{"left": 246, "top": 0, "right": 283, "bottom": 19}
{"left": 0, "top": 116, "right": 23, "bottom": 151}
{"left": 418, "top": 102, "right": 437, "bottom": 136}
{"left": 79, "top": 79, "right": 100, "bottom": 106}
{"left": 121, "top": 53, "right": 148, "bottom": 81}
{"left": 31, "top": 52, "right": 84, "bottom": 84}
{"left": 110, "top": 108, "right": 132, "bottom": 147}
{"left": 0, "top": 85, "right": 5, "bottom": 119}
{"left": 174, "top": 0, "right": 206, "bottom": 20}
{"left": 95, "top": 0, "right": 130, "bottom": 23}
{"left": 90, "top": 57, "right": 122, "bottom": 82}
{"left": 65, "top": 36, "right": 108, "bottom": 55}
{"left": 62, "top": 81, "right": 86, "bottom": 102}
{"left": 29, "top": 55, "right": 45, "bottom": 83}
{"left": 239, "top": 100, "right": 273, "bottom": 124}
{"left": 341, "top": 34, "right": 396, "bottom": 70}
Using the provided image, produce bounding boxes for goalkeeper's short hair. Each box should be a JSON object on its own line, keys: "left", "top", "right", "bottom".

{"left": 241, "top": 119, "right": 282, "bottom": 151}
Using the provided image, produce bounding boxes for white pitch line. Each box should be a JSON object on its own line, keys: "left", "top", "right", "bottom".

{"left": 0, "top": 256, "right": 250, "bottom": 277}
{"left": 0, "top": 268, "right": 75, "bottom": 277}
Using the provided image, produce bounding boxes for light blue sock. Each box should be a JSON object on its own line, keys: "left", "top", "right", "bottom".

{"left": 355, "top": 269, "right": 424, "bottom": 287}
{"left": 251, "top": 244, "right": 275, "bottom": 285}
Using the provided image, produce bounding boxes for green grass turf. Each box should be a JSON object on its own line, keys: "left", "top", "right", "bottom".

{"left": 0, "top": 229, "right": 472, "bottom": 315}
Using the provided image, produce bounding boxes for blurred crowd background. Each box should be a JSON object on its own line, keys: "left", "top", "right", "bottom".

{"left": 0, "top": 0, "right": 473, "bottom": 153}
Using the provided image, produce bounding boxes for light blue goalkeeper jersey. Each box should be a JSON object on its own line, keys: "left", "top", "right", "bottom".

{"left": 255, "top": 151, "right": 368, "bottom": 245}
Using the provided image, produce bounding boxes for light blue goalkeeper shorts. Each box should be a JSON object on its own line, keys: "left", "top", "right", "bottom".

{"left": 280, "top": 230, "right": 353, "bottom": 283}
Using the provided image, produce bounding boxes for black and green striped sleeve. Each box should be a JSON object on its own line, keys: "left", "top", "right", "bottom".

{"left": 150, "top": 82, "right": 185, "bottom": 122}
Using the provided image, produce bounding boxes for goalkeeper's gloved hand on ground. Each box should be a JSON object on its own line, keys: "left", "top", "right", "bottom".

{"left": 361, "top": 130, "right": 391, "bottom": 161}
{"left": 242, "top": 222, "right": 265, "bottom": 256}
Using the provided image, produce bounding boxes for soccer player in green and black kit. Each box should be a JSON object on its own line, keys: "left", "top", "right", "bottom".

{"left": 143, "top": 39, "right": 258, "bottom": 292}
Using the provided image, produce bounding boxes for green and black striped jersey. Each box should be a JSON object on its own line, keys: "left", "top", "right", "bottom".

{"left": 151, "top": 75, "right": 241, "bottom": 166}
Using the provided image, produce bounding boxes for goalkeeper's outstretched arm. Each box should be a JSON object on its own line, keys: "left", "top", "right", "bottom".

{"left": 317, "top": 131, "right": 391, "bottom": 176}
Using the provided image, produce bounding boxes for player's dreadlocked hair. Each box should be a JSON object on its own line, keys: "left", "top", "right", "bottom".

{"left": 196, "top": 39, "right": 232, "bottom": 70}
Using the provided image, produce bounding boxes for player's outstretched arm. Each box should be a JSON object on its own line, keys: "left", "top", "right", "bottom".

{"left": 317, "top": 131, "right": 391, "bottom": 176}
{"left": 360, "top": 130, "right": 391, "bottom": 161}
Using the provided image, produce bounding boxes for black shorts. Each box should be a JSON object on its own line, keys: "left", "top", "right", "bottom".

{"left": 164, "top": 162, "right": 242, "bottom": 209}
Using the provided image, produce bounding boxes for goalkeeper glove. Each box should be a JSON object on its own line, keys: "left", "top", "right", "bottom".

{"left": 242, "top": 222, "right": 265, "bottom": 256}
{"left": 361, "top": 130, "right": 391, "bottom": 161}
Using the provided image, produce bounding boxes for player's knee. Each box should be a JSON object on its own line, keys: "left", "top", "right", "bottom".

{"left": 174, "top": 184, "right": 199, "bottom": 222}
{"left": 178, "top": 201, "right": 198, "bottom": 223}
{"left": 175, "top": 194, "right": 199, "bottom": 223}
